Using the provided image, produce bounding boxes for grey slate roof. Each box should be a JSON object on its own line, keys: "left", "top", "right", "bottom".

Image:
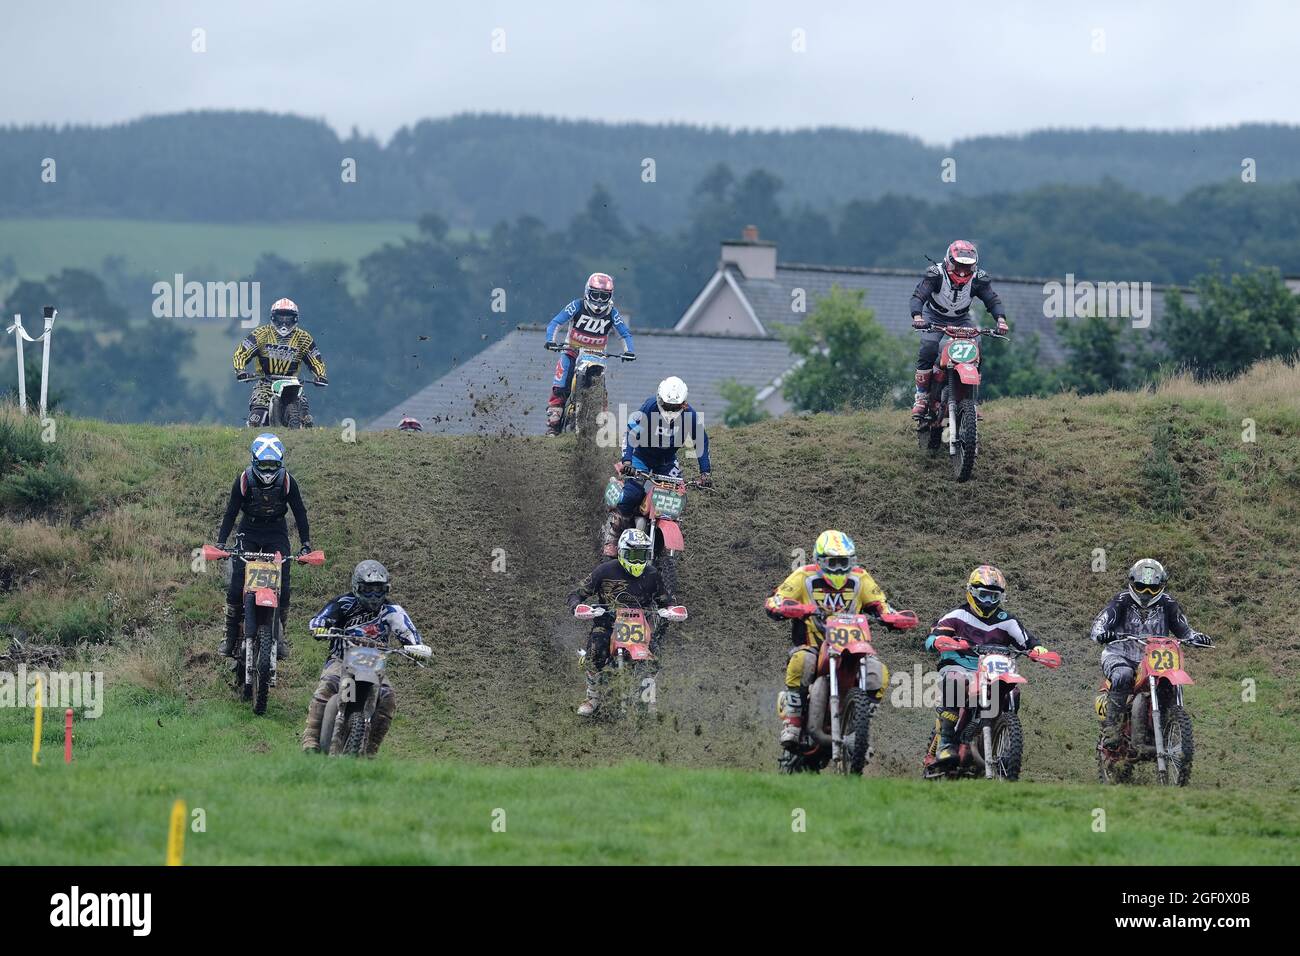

{"left": 735, "top": 263, "right": 1191, "bottom": 363}
{"left": 367, "top": 324, "right": 794, "bottom": 433}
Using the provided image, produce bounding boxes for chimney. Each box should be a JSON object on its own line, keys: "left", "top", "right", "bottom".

{"left": 721, "top": 225, "right": 777, "bottom": 280}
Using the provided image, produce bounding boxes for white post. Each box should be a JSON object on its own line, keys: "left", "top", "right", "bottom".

{"left": 7, "top": 313, "right": 27, "bottom": 413}
{"left": 39, "top": 308, "right": 56, "bottom": 421}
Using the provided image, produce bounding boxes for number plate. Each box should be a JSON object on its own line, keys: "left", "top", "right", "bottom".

{"left": 243, "top": 560, "right": 280, "bottom": 591}
{"left": 947, "top": 340, "right": 979, "bottom": 363}
{"left": 650, "top": 487, "right": 684, "bottom": 518}
{"left": 576, "top": 350, "right": 607, "bottom": 371}
{"left": 1146, "top": 647, "right": 1179, "bottom": 673}
{"left": 603, "top": 477, "right": 623, "bottom": 508}
{"left": 981, "top": 653, "right": 1015, "bottom": 676}
{"left": 614, "top": 609, "right": 650, "bottom": 644}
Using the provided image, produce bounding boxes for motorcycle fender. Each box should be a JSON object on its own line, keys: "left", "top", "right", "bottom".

{"left": 955, "top": 362, "right": 981, "bottom": 385}
{"left": 254, "top": 587, "right": 278, "bottom": 608}
{"left": 994, "top": 673, "right": 1027, "bottom": 685}
{"left": 624, "top": 644, "right": 653, "bottom": 661}
{"left": 658, "top": 518, "right": 685, "bottom": 551}
{"left": 1162, "top": 669, "right": 1194, "bottom": 686}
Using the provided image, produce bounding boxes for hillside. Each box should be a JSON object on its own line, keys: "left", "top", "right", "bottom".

{"left": 5, "top": 112, "right": 1300, "bottom": 229}
{"left": 3, "top": 364, "right": 1299, "bottom": 862}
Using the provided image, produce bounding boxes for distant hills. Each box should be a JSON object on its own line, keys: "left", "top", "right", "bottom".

{"left": 3, "top": 111, "right": 1299, "bottom": 229}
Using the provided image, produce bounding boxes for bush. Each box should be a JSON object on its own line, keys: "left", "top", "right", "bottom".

{"left": 0, "top": 462, "right": 84, "bottom": 512}
{"left": 0, "top": 414, "right": 54, "bottom": 473}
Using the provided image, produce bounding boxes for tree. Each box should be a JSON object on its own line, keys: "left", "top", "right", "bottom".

{"left": 780, "top": 287, "right": 909, "bottom": 412}
{"left": 1163, "top": 267, "right": 1300, "bottom": 379}
{"left": 718, "top": 379, "right": 770, "bottom": 427}
{"left": 1056, "top": 314, "right": 1155, "bottom": 395}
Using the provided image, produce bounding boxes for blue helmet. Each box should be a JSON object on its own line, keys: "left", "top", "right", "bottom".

{"left": 249, "top": 433, "right": 285, "bottom": 485}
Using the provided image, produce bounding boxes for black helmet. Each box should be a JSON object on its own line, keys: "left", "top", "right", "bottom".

{"left": 1127, "top": 558, "right": 1168, "bottom": 608}
{"left": 351, "top": 560, "right": 391, "bottom": 611}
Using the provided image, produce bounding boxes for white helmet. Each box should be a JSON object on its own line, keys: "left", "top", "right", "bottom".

{"left": 656, "top": 376, "right": 688, "bottom": 421}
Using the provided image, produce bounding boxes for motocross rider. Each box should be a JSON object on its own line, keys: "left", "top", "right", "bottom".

{"left": 543, "top": 272, "right": 636, "bottom": 436}
{"left": 1090, "top": 558, "right": 1213, "bottom": 755}
{"left": 301, "top": 560, "right": 425, "bottom": 754}
{"left": 568, "top": 528, "right": 675, "bottom": 717}
{"left": 922, "top": 566, "right": 1052, "bottom": 768}
{"left": 764, "top": 530, "right": 914, "bottom": 751}
{"left": 233, "top": 297, "right": 328, "bottom": 427}
{"left": 601, "top": 376, "right": 712, "bottom": 557}
{"left": 909, "top": 240, "right": 1008, "bottom": 418}
{"left": 216, "top": 432, "right": 313, "bottom": 661}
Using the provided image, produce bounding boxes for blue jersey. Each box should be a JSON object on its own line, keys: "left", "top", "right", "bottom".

{"left": 622, "top": 396, "right": 711, "bottom": 474}
{"left": 545, "top": 299, "right": 634, "bottom": 352}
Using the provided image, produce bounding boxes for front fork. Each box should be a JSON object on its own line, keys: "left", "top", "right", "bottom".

{"left": 1149, "top": 678, "right": 1179, "bottom": 772}
{"left": 945, "top": 369, "right": 958, "bottom": 454}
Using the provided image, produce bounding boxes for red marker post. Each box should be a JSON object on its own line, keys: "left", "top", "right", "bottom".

{"left": 64, "top": 708, "right": 73, "bottom": 764}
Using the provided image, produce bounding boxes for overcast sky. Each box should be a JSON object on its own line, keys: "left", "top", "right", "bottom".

{"left": 1, "top": 0, "right": 1294, "bottom": 145}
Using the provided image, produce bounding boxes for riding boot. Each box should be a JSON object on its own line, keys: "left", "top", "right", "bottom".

{"left": 276, "top": 607, "right": 291, "bottom": 661}
{"left": 220, "top": 603, "right": 241, "bottom": 657}
{"left": 601, "top": 510, "right": 624, "bottom": 558}
{"left": 301, "top": 695, "right": 327, "bottom": 752}
{"left": 1101, "top": 689, "right": 1127, "bottom": 748}
{"left": 578, "top": 669, "right": 602, "bottom": 716}
{"left": 934, "top": 709, "right": 960, "bottom": 765}
{"left": 545, "top": 405, "right": 563, "bottom": 436}
{"left": 365, "top": 693, "right": 395, "bottom": 756}
{"left": 911, "top": 370, "right": 932, "bottom": 419}
{"left": 1128, "top": 695, "right": 1156, "bottom": 756}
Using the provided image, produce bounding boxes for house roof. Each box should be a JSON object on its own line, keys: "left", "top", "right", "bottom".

{"left": 722, "top": 263, "right": 1192, "bottom": 363}
{"left": 367, "top": 324, "right": 795, "bottom": 433}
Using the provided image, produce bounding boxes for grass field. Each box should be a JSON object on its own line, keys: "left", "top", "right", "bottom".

{"left": 2, "top": 362, "right": 1299, "bottom": 864}
{"left": 0, "top": 217, "right": 420, "bottom": 286}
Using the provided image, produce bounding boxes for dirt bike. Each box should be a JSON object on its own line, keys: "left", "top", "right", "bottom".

{"left": 201, "top": 539, "right": 325, "bottom": 715}
{"left": 546, "top": 342, "right": 633, "bottom": 437}
{"left": 913, "top": 322, "right": 1006, "bottom": 482}
{"left": 603, "top": 468, "right": 711, "bottom": 595}
{"left": 779, "top": 608, "right": 918, "bottom": 776}
{"left": 316, "top": 626, "right": 432, "bottom": 756}
{"left": 238, "top": 371, "right": 328, "bottom": 429}
{"left": 574, "top": 602, "right": 688, "bottom": 714}
{"left": 923, "top": 639, "right": 1062, "bottom": 781}
{"left": 1096, "top": 634, "right": 1209, "bottom": 786}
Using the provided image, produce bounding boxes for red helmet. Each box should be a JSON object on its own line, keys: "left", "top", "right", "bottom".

{"left": 398, "top": 416, "right": 423, "bottom": 433}
{"left": 584, "top": 273, "right": 614, "bottom": 316}
{"left": 944, "top": 241, "right": 979, "bottom": 287}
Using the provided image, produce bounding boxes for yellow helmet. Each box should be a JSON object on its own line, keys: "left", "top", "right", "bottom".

{"left": 814, "top": 530, "right": 856, "bottom": 589}
{"left": 966, "top": 565, "right": 1007, "bottom": 618}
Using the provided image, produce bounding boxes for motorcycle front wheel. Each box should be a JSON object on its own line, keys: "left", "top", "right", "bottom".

{"left": 838, "top": 688, "right": 873, "bottom": 775}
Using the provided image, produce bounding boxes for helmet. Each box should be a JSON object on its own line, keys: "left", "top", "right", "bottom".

{"left": 656, "top": 376, "right": 689, "bottom": 423}
{"left": 966, "top": 565, "right": 1007, "bottom": 618}
{"left": 944, "top": 240, "right": 979, "bottom": 287}
{"left": 398, "top": 416, "right": 423, "bottom": 433}
{"left": 270, "top": 297, "right": 299, "bottom": 336}
{"left": 249, "top": 432, "right": 285, "bottom": 486}
{"left": 1127, "top": 558, "right": 1168, "bottom": 608}
{"left": 617, "top": 528, "right": 652, "bottom": 577}
{"left": 584, "top": 273, "right": 614, "bottom": 316}
{"left": 351, "top": 559, "right": 391, "bottom": 611}
{"left": 813, "top": 530, "right": 856, "bottom": 590}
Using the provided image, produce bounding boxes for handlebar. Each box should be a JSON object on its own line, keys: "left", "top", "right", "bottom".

{"left": 202, "top": 544, "right": 325, "bottom": 566}
{"left": 235, "top": 372, "right": 328, "bottom": 386}
{"left": 545, "top": 342, "right": 634, "bottom": 361}
{"left": 912, "top": 322, "right": 1007, "bottom": 340}
{"left": 573, "top": 604, "right": 688, "bottom": 621}
{"left": 1106, "top": 632, "right": 1214, "bottom": 648}
{"left": 618, "top": 468, "right": 713, "bottom": 490}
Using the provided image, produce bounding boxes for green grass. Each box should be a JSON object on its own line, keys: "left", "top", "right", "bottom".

{"left": 2, "top": 362, "right": 1300, "bottom": 864}
{"left": 0, "top": 217, "right": 421, "bottom": 287}
{"left": 3, "top": 686, "right": 1296, "bottom": 865}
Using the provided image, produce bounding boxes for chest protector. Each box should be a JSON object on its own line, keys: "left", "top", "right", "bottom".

{"left": 928, "top": 269, "right": 976, "bottom": 319}
{"left": 566, "top": 306, "right": 615, "bottom": 348}
{"left": 240, "top": 467, "right": 291, "bottom": 522}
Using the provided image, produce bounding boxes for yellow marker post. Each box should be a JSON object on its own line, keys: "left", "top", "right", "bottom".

{"left": 31, "top": 674, "right": 43, "bottom": 766}
{"left": 166, "top": 799, "right": 187, "bottom": 866}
